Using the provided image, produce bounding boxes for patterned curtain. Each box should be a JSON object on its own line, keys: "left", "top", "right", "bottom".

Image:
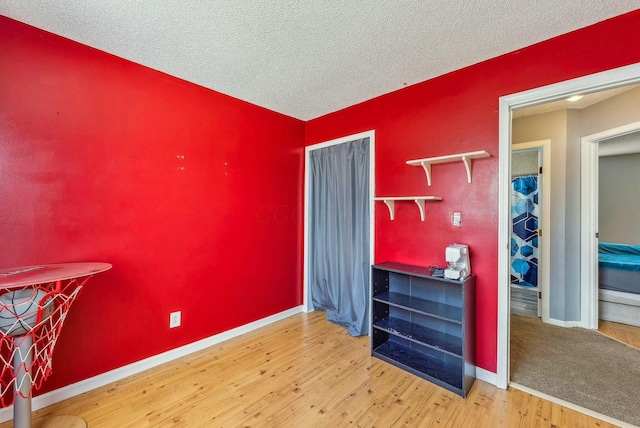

{"left": 511, "top": 176, "right": 539, "bottom": 287}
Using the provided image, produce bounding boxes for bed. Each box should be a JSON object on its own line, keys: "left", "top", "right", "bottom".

{"left": 598, "top": 242, "right": 640, "bottom": 327}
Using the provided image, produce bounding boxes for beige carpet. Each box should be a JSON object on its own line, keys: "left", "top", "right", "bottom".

{"left": 510, "top": 314, "right": 640, "bottom": 426}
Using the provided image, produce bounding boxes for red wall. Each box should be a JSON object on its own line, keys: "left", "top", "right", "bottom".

{"left": 0, "top": 17, "right": 304, "bottom": 396}
{"left": 2, "top": 8, "right": 640, "bottom": 396}
{"left": 306, "top": 10, "right": 640, "bottom": 372}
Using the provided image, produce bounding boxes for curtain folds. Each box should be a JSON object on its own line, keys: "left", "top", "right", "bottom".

{"left": 309, "top": 138, "right": 370, "bottom": 336}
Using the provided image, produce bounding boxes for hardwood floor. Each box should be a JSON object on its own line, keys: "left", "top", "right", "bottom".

{"left": 2, "top": 312, "right": 618, "bottom": 428}
{"left": 599, "top": 319, "right": 640, "bottom": 349}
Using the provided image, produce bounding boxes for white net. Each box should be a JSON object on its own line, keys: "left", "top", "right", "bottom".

{"left": 0, "top": 276, "right": 89, "bottom": 406}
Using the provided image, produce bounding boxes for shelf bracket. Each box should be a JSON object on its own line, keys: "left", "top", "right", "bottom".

{"left": 461, "top": 155, "right": 472, "bottom": 183}
{"left": 419, "top": 162, "right": 432, "bottom": 186}
{"left": 414, "top": 198, "right": 426, "bottom": 221}
{"left": 375, "top": 196, "right": 441, "bottom": 221}
{"left": 376, "top": 198, "right": 434, "bottom": 221}
{"left": 381, "top": 199, "right": 395, "bottom": 220}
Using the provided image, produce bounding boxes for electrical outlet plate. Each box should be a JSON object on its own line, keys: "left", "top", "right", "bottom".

{"left": 170, "top": 311, "right": 181, "bottom": 328}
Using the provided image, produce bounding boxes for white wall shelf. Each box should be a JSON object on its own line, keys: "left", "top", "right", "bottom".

{"left": 406, "top": 150, "right": 490, "bottom": 185}
{"left": 375, "top": 196, "right": 442, "bottom": 221}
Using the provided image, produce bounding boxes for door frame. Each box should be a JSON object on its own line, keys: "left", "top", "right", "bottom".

{"left": 511, "top": 140, "right": 551, "bottom": 322}
{"left": 497, "top": 62, "right": 640, "bottom": 389}
{"left": 302, "top": 130, "right": 376, "bottom": 319}
{"left": 581, "top": 121, "right": 640, "bottom": 329}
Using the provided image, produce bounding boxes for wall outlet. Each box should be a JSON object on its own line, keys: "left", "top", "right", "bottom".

{"left": 452, "top": 212, "right": 462, "bottom": 227}
{"left": 170, "top": 311, "right": 181, "bottom": 328}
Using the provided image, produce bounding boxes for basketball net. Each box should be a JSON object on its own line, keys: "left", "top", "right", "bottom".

{"left": 0, "top": 276, "right": 90, "bottom": 406}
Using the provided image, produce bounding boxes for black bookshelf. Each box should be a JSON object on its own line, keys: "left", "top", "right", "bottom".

{"left": 371, "top": 262, "right": 476, "bottom": 397}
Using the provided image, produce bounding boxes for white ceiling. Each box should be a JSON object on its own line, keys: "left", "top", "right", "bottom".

{"left": 2, "top": 1, "right": 640, "bottom": 120}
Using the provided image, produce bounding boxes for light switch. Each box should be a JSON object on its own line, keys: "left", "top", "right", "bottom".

{"left": 452, "top": 212, "right": 462, "bottom": 227}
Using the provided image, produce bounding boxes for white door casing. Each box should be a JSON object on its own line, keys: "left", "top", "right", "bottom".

{"left": 512, "top": 141, "right": 551, "bottom": 322}
{"left": 497, "top": 63, "right": 640, "bottom": 389}
{"left": 302, "top": 130, "right": 376, "bottom": 322}
{"left": 580, "top": 121, "right": 640, "bottom": 330}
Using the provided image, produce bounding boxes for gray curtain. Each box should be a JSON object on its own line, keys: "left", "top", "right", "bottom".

{"left": 309, "top": 137, "right": 370, "bottom": 336}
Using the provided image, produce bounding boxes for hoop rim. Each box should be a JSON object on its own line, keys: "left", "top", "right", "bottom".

{"left": 0, "top": 263, "right": 112, "bottom": 290}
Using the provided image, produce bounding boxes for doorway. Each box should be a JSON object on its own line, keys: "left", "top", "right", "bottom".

{"left": 507, "top": 99, "right": 640, "bottom": 426}
{"left": 510, "top": 141, "right": 550, "bottom": 321}
{"left": 497, "top": 62, "right": 640, "bottom": 389}
{"left": 581, "top": 122, "right": 640, "bottom": 329}
{"left": 302, "top": 130, "right": 375, "bottom": 336}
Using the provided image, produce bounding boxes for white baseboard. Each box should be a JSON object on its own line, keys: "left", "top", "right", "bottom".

{"left": 0, "top": 306, "right": 304, "bottom": 423}
{"left": 545, "top": 317, "right": 584, "bottom": 328}
{"left": 476, "top": 367, "right": 497, "bottom": 386}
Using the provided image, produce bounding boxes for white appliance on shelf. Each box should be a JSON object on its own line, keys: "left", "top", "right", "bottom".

{"left": 444, "top": 243, "right": 471, "bottom": 280}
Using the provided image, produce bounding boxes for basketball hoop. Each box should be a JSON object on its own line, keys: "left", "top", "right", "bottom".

{"left": 0, "top": 263, "right": 112, "bottom": 428}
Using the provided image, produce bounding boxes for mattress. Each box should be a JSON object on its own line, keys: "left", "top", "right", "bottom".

{"left": 599, "top": 242, "right": 640, "bottom": 295}
{"left": 598, "top": 242, "right": 640, "bottom": 272}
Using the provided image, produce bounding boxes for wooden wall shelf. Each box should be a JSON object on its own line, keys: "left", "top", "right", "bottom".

{"left": 406, "top": 150, "right": 490, "bottom": 185}
{"left": 375, "top": 196, "right": 442, "bottom": 221}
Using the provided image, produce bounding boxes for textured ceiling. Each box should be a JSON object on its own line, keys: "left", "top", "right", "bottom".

{"left": 2, "top": 1, "right": 640, "bottom": 120}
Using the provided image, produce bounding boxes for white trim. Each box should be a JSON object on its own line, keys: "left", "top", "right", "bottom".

{"left": 581, "top": 131, "right": 599, "bottom": 329}
{"left": 509, "top": 382, "right": 638, "bottom": 428}
{"left": 497, "top": 62, "right": 640, "bottom": 389}
{"left": 475, "top": 367, "right": 497, "bottom": 385}
{"left": 303, "top": 130, "right": 376, "bottom": 320}
{"left": 581, "top": 121, "right": 640, "bottom": 330}
{"left": 499, "top": 63, "right": 640, "bottom": 111}
{"left": 512, "top": 140, "right": 551, "bottom": 323}
{"left": 543, "top": 318, "right": 584, "bottom": 329}
{"left": 0, "top": 306, "right": 303, "bottom": 423}
{"left": 497, "top": 97, "right": 512, "bottom": 390}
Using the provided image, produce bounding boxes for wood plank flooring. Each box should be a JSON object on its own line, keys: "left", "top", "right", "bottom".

{"left": 599, "top": 319, "right": 640, "bottom": 349}
{"left": 1, "top": 312, "right": 618, "bottom": 428}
